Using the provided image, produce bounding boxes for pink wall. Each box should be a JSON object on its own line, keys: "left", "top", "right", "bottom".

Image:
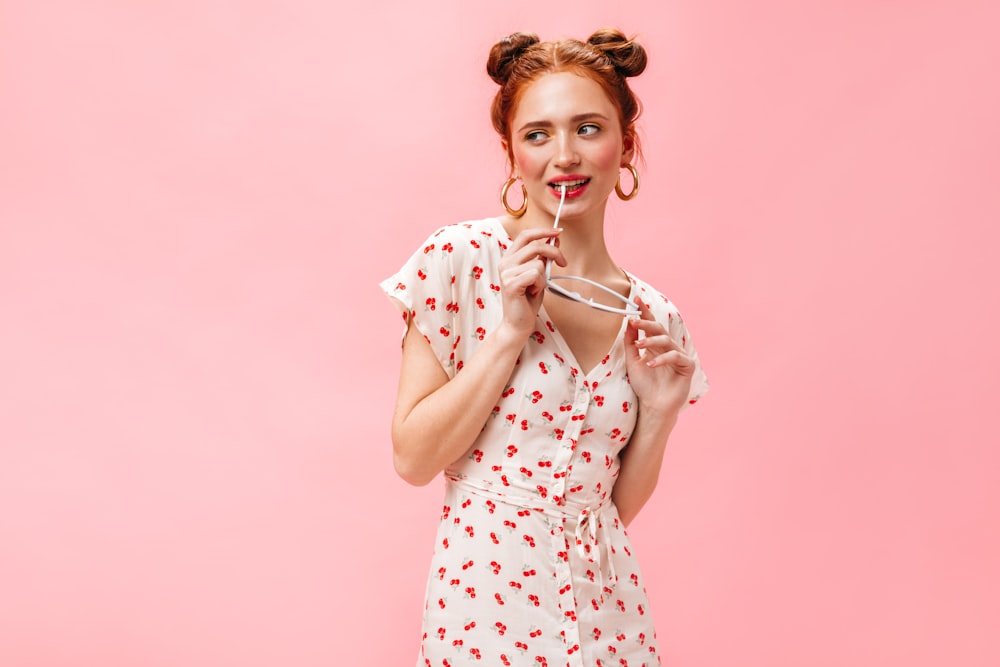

{"left": 2, "top": 1, "right": 998, "bottom": 665}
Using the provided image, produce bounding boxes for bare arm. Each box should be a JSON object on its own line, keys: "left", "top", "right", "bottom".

{"left": 390, "top": 227, "right": 566, "bottom": 486}
{"left": 612, "top": 300, "right": 696, "bottom": 525}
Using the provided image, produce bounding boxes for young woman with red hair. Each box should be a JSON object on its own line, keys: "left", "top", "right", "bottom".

{"left": 382, "top": 28, "right": 709, "bottom": 667}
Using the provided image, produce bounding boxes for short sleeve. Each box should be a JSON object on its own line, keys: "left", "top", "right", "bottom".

{"left": 380, "top": 227, "right": 461, "bottom": 379}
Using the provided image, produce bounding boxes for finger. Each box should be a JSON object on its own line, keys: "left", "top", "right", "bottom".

{"left": 646, "top": 349, "right": 695, "bottom": 373}
{"left": 509, "top": 227, "right": 561, "bottom": 252}
{"left": 504, "top": 238, "right": 566, "bottom": 269}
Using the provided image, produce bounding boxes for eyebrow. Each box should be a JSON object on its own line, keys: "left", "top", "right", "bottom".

{"left": 516, "top": 112, "right": 611, "bottom": 134}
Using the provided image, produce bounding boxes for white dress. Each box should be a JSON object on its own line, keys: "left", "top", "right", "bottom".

{"left": 382, "top": 218, "right": 708, "bottom": 667}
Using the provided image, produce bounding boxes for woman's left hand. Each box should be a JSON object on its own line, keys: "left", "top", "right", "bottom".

{"left": 624, "top": 299, "right": 696, "bottom": 417}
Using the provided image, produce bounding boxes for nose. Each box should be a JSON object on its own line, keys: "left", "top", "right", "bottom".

{"left": 553, "top": 132, "right": 580, "bottom": 169}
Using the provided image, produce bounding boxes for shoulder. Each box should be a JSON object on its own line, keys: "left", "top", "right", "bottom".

{"left": 418, "top": 218, "right": 510, "bottom": 256}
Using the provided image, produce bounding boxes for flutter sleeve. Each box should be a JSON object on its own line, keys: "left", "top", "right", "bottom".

{"left": 380, "top": 227, "right": 461, "bottom": 379}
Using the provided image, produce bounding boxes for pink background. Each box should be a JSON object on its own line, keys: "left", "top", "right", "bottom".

{"left": 2, "top": 1, "right": 998, "bottom": 665}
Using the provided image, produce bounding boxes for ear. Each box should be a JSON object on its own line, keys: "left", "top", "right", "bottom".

{"left": 502, "top": 139, "right": 518, "bottom": 177}
{"left": 621, "top": 132, "right": 636, "bottom": 166}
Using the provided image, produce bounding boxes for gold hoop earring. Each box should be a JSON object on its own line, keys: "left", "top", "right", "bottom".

{"left": 501, "top": 177, "right": 527, "bottom": 217}
{"left": 615, "top": 164, "right": 640, "bottom": 201}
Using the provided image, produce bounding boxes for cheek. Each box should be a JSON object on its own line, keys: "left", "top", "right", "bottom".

{"left": 511, "top": 147, "right": 544, "bottom": 178}
{"left": 593, "top": 140, "right": 623, "bottom": 170}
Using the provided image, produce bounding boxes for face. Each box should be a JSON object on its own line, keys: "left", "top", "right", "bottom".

{"left": 507, "top": 71, "right": 633, "bottom": 222}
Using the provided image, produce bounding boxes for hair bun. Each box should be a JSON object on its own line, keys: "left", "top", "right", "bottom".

{"left": 487, "top": 32, "right": 540, "bottom": 85}
{"left": 587, "top": 28, "right": 647, "bottom": 78}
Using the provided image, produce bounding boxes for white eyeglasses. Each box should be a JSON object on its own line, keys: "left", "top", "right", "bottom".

{"left": 545, "top": 185, "right": 641, "bottom": 317}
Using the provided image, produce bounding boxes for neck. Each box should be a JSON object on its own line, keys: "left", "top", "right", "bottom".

{"left": 505, "top": 201, "right": 620, "bottom": 279}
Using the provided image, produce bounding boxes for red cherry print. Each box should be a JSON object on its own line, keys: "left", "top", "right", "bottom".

{"left": 505, "top": 444, "right": 518, "bottom": 457}
{"left": 609, "top": 427, "right": 621, "bottom": 439}
{"left": 470, "top": 239, "right": 480, "bottom": 248}
{"left": 437, "top": 567, "right": 446, "bottom": 580}
{"left": 594, "top": 395, "right": 605, "bottom": 406}
{"left": 490, "top": 532, "right": 500, "bottom": 544}
{"left": 456, "top": 360, "right": 463, "bottom": 371}
{"left": 502, "top": 520, "right": 517, "bottom": 530}
{"left": 538, "top": 362, "right": 549, "bottom": 374}
{"left": 425, "top": 297, "right": 436, "bottom": 310}
{"left": 535, "top": 657, "right": 548, "bottom": 667}
{"left": 485, "top": 499, "right": 495, "bottom": 513}
{"left": 518, "top": 466, "right": 533, "bottom": 478}
{"left": 637, "top": 603, "right": 645, "bottom": 615}
{"left": 522, "top": 567, "right": 537, "bottom": 577}
{"left": 489, "top": 560, "right": 501, "bottom": 574}
{"left": 471, "top": 449, "right": 483, "bottom": 463}
{"left": 505, "top": 414, "right": 516, "bottom": 425}
{"left": 622, "top": 401, "right": 631, "bottom": 413}
{"left": 608, "top": 646, "right": 617, "bottom": 655}
{"left": 520, "top": 419, "right": 529, "bottom": 431}
{"left": 593, "top": 628, "right": 602, "bottom": 640}
{"left": 491, "top": 465, "right": 502, "bottom": 472}
{"left": 439, "top": 326, "right": 450, "bottom": 337}
{"left": 495, "top": 592, "right": 505, "bottom": 605}
{"left": 553, "top": 352, "right": 564, "bottom": 363}
{"left": 501, "top": 655, "right": 511, "bottom": 666}
{"left": 441, "top": 505, "right": 451, "bottom": 519}
{"left": 527, "top": 594, "right": 540, "bottom": 606}
{"left": 423, "top": 243, "right": 435, "bottom": 253}
{"left": 495, "top": 621, "right": 507, "bottom": 636}
{"left": 490, "top": 283, "right": 501, "bottom": 292}
{"left": 464, "top": 621, "right": 477, "bottom": 631}
{"left": 530, "top": 390, "right": 543, "bottom": 403}
{"left": 541, "top": 411, "right": 554, "bottom": 421}
{"left": 464, "top": 525, "right": 474, "bottom": 537}
{"left": 554, "top": 428, "right": 564, "bottom": 440}
{"left": 449, "top": 577, "right": 460, "bottom": 587}
{"left": 568, "top": 644, "right": 580, "bottom": 655}
{"left": 581, "top": 451, "right": 592, "bottom": 463}
{"left": 437, "top": 627, "right": 446, "bottom": 639}
{"left": 624, "top": 545, "right": 631, "bottom": 556}
{"left": 508, "top": 581, "right": 522, "bottom": 590}
{"left": 515, "top": 641, "right": 528, "bottom": 651}
{"left": 438, "top": 598, "right": 446, "bottom": 609}
{"left": 461, "top": 559, "right": 474, "bottom": 570}
{"left": 569, "top": 484, "right": 583, "bottom": 493}
{"left": 516, "top": 509, "right": 531, "bottom": 517}
{"left": 476, "top": 326, "right": 486, "bottom": 340}
{"left": 535, "top": 485, "right": 548, "bottom": 499}
{"left": 558, "top": 584, "right": 571, "bottom": 595}
{"left": 417, "top": 269, "right": 427, "bottom": 280}
{"left": 446, "top": 301, "right": 459, "bottom": 313}
{"left": 616, "top": 599, "right": 626, "bottom": 612}
{"left": 545, "top": 320, "right": 556, "bottom": 333}
{"left": 601, "top": 353, "right": 611, "bottom": 365}
{"left": 616, "top": 632, "right": 626, "bottom": 641}
{"left": 442, "top": 538, "right": 449, "bottom": 549}
{"left": 605, "top": 455, "right": 613, "bottom": 468}
{"left": 571, "top": 413, "right": 584, "bottom": 422}
{"left": 522, "top": 534, "right": 536, "bottom": 547}
{"left": 559, "top": 404, "right": 572, "bottom": 412}
{"left": 501, "top": 386, "right": 515, "bottom": 398}
{"left": 557, "top": 550, "right": 568, "bottom": 562}
{"left": 452, "top": 639, "right": 463, "bottom": 647}
{"left": 638, "top": 632, "right": 646, "bottom": 645}
{"left": 476, "top": 297, "right": 485, "bottom": 309}
{"left": 586, "top": 569, "right": 595, "bottom": 582}
{"left": 564, "top": 609, "right": 577, "bottom": 621}
{"left": 461, "top": 498, "right": 471, "bottom": 509}
{"left": 441, "top": 242, "right": 453, "bottom": 253}
{"left": 537, "top": 459, "right": 552, "bottom": 468}
{"left": 530, "top": 330, "right": 545, "bottom": 344}
{"left": 619, "top": 660, "right": 628, "bottom": 667}
{"left": 469, "top": 647, "right": 481, "bottom": 660}
{"left": 530, "top": 627, "right": 542, "bottom": 638}
{"left": 630, "top": 573, "right": 639, "bottom": 586}
{"left": 500, "top": 474, "right": 510, "bottom": 486}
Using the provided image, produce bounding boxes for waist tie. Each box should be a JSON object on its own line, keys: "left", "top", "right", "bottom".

{"left": 445, "top": 475, "right": 619, "bottom": 604}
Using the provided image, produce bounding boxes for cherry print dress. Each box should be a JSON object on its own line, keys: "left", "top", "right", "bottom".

{"left": 381, "top": 218, "right": 708, "bottom": 667}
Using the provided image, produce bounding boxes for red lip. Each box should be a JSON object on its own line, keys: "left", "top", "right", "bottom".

{"left": 547, "top": 175, "right": 591, "bottom": 199}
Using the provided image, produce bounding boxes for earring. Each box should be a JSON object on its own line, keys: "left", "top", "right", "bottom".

{"left": 501, "top": 177, "right": 527, "bottom": 217}
{"left": 615, "top": 164, "right": 640, "bottom": 201}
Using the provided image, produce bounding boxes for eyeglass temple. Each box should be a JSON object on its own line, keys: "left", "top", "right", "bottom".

{"left": 545, "top": 185, "right": 640, "bottom": 316}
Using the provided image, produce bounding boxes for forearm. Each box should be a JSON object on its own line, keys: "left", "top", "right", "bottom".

{"left": 612, "top": 405, "right": 680, "bottom": 526}
{"left": 392, "top": 324, "right": 527, "bottom": 486}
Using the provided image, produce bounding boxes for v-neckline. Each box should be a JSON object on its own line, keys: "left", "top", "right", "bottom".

{"left": 490, "top": 217, "right": 634, "bottom": 379}
{"left": 537, "top": 282, "right": 634, "bottom": 380}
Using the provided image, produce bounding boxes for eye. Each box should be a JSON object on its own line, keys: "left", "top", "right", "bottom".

{"left": 578, "top": 123, "right": 601, "bottom": 136}
{"left": 525, "top": 130, "right": 548, "bottom": 142}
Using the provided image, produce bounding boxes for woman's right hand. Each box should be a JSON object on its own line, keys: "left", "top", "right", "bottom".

{"left": 497, "top": 227, "right": 566, "bottom": 337}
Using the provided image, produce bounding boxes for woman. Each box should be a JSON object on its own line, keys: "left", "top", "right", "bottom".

{"left": 381, "top": 28, "right": 708, "bottom": 667}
